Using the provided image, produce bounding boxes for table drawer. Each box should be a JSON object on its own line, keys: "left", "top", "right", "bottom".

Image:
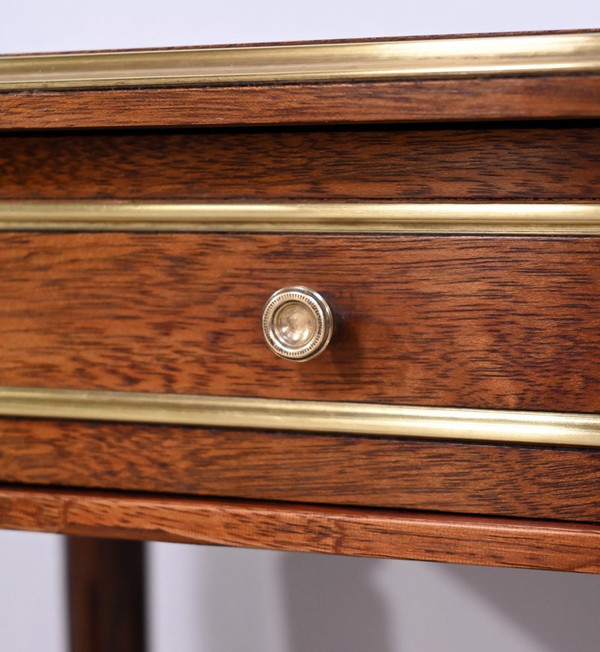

{"left": 1, "top": 218, "right": 600, "bottom": 525}
{"left": 1, "top": 230, "right": 599, "bottom": 413}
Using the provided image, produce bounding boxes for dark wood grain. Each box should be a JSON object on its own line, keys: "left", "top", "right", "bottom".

{"left": 1, "top": 233, "right": 599, "bottom": 412}
{"left": 2, "top": 123, "right": 600, "bottom": 200}
{"left": 67, "top": 537, "right": 146, "bottom": 652}
{"left": 1, "top": 418, "right": 600, "bottom": 521}
{"left": 2, "top": 487, "right": 599, "bottom": 573}
{"left": 2, "top": 75, "right": 600, "bottom": 131}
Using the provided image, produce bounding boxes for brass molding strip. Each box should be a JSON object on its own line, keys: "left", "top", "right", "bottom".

{"left": 1, "top": 202, "right": 600, "bottom": 234}
{"left": 0, "top": 33, "right": 599, "bottom": 90}
{"left": 0, "top": 386, "right": 598, "bottom": 446}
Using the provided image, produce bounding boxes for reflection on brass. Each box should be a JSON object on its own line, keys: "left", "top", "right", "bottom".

{"left": 262, "top": 286, "right": 334, "bottom": 361}
{"left": 1, "top": 201, "right": 600, "bottom": 234}
{"left": 0, "top": 33, "right": 599, "bottom": 90}
{"left": 0, "top": 386, "right": 598, "bottom": 446}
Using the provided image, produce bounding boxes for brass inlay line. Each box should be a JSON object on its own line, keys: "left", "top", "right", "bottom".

{"left": 1, "top": 33, "right": 599, "bottom": 90}
{"left": 1, "top": 201, "right": 600, "bottom": 234}
{"left": 1, "top": 202, "right": 600, "bottom": 234}
{"left": 0, "top": 386, "right": 598, "bottom": 446}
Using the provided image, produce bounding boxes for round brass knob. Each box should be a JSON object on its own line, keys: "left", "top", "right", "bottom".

{"left": 262, "top": 286, "right": 334, "bottom": 361}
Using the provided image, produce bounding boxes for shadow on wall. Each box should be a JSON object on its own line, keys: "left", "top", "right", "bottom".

{"left": 441, "top": 564, "right": 600, "bottom": 652}
{"left": 281, "top": 553, "right": 393, "bottom": 652}
{"left": 199, "top": 548, "right": 393, "bottom": 652}
{"left": 156, "top": 545, "right": 600, "bottom": 652}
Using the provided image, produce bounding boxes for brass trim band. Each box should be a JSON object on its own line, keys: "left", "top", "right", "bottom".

{"left": 1, "top": 202, "right": 600, "bottom": 234}
{"left": 1, "top": 33, "right": 599, "bottom": 90}
{"left": 0, "top": 386, "right": 598, "bottom": 446}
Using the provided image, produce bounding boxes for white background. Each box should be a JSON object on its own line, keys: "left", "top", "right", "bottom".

{"left": 0, "top": 0, "right": 599, "bottom": 53}
{"left": 1, "top": 2, "right": 600, "bottom": 651}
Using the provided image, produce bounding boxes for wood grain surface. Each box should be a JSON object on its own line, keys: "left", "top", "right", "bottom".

{"left": 2, "top": 76, "right": 600, "bottom": 130}
{"left": 2, "top": 123, "right": 600, "bottom": 201}
{"left": 1, "top": 487, "right": 599, "bottom": 573}
{"left": 67, "top": 537, "right": 146, "bottom": 652}
{"left": 1, "top": 418, "right": 600, "bottom": 521}
{"left": 2, "top": 35, "right": 599, "bottom": 579}
{"left": 0, "top": 233, "right": 599, "bottom": 412}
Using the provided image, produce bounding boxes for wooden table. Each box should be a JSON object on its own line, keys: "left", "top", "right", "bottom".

{"left": 1, "top": 31, "right": 599, "bottom": 651}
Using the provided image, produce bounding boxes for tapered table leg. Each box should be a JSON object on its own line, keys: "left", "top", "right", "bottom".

{"left": 66, "top": 537, "right": 146, "bottom": 652}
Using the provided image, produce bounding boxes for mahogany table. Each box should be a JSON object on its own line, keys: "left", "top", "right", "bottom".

{"left": 1, "top": 31, "right": 599, "bottom": 651}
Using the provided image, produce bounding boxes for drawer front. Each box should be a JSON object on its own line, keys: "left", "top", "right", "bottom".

{"left": 1, "top": 231, "right": 599, "bottom": 413}
{"left": 4, "top": 219, "right": 599, "bottom": 523}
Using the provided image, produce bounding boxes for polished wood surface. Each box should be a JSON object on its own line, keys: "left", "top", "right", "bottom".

{"left": 68, "top": 537, "right": 146, "bottom": 652}
{"left": 1, "top": 488, "right": 599, "bottom": 573}
{"left": 2, "top": 123, "right": 599, "bottom": 200}
{"left": 0, "top": 233, "right": 599, "bottom": 412}
{"left": 2, "top": 32, "right": 600, "bottom": 584}
{"left": 2, "top": 75, "right": 600, "bottom": 130}
{"left": 1, "top": 418, "right": 600, "bottom": 521}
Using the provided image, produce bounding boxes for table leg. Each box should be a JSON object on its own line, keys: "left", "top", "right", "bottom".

{"left": 66, "top": 537, "right": 146, "bottom": 652}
